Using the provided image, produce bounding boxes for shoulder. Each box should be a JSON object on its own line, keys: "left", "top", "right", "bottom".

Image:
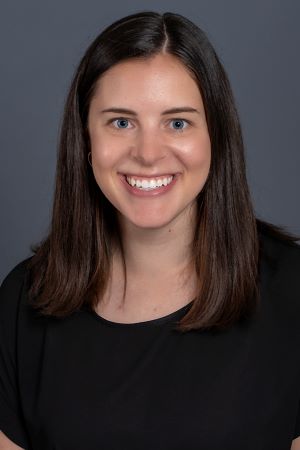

{"left": 257, "top": 228, "right": 300, "bottom": 327}
{"left": 258, "top": 228, "right": 300, "bottom": 280}
{"left": 1, "top": 257, "right": 33, "bottom": 294}
{"left": 0, "top": 257, "right": 33, "bottom": 320}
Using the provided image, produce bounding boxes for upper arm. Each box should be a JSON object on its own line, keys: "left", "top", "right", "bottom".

{"left": 291, "top": 436, "right": 300, "bottom": 450}
{"left": 0, "top": 262, "right": 31, "bottom": 449}
{"left": 0, "top": 431, "right": 24, "bottom": 450}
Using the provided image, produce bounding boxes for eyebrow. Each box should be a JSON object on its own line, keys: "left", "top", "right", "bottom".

{"left": 100, "top": 107, "right": 201, "bottom": 116}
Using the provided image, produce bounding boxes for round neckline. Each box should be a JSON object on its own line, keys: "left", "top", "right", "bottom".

{"left": 84, "top": 299, "right": 195, "bottom": 328}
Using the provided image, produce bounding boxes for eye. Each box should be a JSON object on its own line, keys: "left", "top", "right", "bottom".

{"left": 169, "top": 118, "right": 189, "bottom": 131}
{"left": 110, "top": 118, "right": 133, "bottom": 129}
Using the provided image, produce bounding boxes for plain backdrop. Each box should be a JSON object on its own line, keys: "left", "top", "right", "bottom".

{"left": 1, "top": 0, "right": 299, "bottom": 281}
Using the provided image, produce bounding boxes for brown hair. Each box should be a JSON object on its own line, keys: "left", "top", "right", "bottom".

{"left": 26, "top": 11, "right": 300, "bottom": 333}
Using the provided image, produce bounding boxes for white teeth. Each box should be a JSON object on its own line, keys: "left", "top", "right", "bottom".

{"left": 142, "top": 180, "right": 149, "bottom": 189}
{"left": 126, "top": 176, "right": 174, "bottom": 189}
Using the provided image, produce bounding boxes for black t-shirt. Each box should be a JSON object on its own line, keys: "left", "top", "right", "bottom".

{"left": 1, "top": 230, "right": 300, "bottom": 450}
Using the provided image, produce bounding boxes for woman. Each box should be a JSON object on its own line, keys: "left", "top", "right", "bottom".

{"left": 1, "top": 10, "right": 300, "bottom": 450}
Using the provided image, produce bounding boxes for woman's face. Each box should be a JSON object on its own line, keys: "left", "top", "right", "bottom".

{"left": 87, "top": 53, "right": 211, "bottom": 230}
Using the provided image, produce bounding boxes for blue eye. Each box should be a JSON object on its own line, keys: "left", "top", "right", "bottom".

{"left": 170, "top": 119, "right": 188, "bottom": 131}
{"left": 114, "top": 118, "right": 130, "bottom": 128}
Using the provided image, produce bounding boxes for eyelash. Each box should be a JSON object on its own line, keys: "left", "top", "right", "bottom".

{"left": 107, "top": 117, "right": 191, "bottom": 132}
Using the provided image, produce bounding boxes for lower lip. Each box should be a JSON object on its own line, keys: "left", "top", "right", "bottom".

{"left": 119, "top": 174, "right": 179, "bottom": 197}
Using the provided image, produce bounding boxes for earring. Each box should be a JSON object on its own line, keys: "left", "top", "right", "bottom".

{"left": 88, "top": 152, "right": 92, "bottom": 167}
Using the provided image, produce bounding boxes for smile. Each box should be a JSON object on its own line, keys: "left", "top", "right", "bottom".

{"left": 125, "top": 175, "right": 174, "bottom": 190}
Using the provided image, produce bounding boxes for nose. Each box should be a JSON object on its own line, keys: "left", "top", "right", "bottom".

{"left": 130, "top": 128, "right": 167, "bottom": 166}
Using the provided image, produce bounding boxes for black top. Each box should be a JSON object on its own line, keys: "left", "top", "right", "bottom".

{"left": 1, "top": 230, "right": 300, "bottom": 450}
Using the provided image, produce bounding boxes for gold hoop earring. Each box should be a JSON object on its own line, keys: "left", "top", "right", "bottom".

{"left": 88, "top": 152, "right": 92, "bottom": 167}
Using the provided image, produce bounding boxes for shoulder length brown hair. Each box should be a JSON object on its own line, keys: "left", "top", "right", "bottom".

{"left": 26, "top": 10, "right": 300, "bottom": 333}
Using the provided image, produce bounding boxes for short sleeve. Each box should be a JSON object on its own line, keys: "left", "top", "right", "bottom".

{"left": 294, "top": 401, "right": 300, "bottom": 440}
{"left": 0, "top": 260, "right": 31, "bottom": 449}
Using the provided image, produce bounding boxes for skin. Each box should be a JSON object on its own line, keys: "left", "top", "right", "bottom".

{"left": 0, "top": 430, "right": 24, "bottom": 449}
{"left": 87, "top": 52, "right": 211, "bottom": 318}
{"left": 87, "top": 53, "right": 211, "bottom": 232}
{"left": 1, "top": 55, "right": 300, "bottom": 450}
{"left": 292, "top": 438, "right": 300, "bottom": 449}
{"left": 87, "top": 54, "right": 300, "bottom": 448}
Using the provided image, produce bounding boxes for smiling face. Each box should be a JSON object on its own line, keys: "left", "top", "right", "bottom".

{"left": 87, "top": 52, "right": 211, "bottom": 231}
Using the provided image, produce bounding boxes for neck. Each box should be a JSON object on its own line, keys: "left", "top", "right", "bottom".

{"left": 97, "top": 204, "right": 199, "bottom": 316}
{"left": 115, "top": 203, "right": 197, "bottom": 282}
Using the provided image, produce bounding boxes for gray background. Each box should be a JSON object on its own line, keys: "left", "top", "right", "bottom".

{"left": 1, "top": 0, "right": 299, "bottom": 281}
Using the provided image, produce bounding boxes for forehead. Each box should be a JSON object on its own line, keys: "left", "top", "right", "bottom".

{"left": 91, "top": 53, "right": 203, "bottom": 107}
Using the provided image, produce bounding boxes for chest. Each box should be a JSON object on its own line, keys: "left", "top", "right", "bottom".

{"left": 18, "top": 315, "right": 300, "bottom": 450}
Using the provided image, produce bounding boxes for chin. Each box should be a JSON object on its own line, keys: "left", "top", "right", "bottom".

{"left": 121, "top": 213, "right": 177, "bottom": 231}
{"left": 132, "top": 220, "right": 172, "bottom": 230}
{"left": 136, "top": 222, "right": 170, "bottom": 230}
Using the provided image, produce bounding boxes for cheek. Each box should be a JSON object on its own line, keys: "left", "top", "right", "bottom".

{"left": 90, "top": 134, "right": 121, "bottom": 170}
{"left": 94, "top": 150, "right": 116, "bottom": 170}
{"left": 178, "top": 134, "right": 211, "bottom": 168}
